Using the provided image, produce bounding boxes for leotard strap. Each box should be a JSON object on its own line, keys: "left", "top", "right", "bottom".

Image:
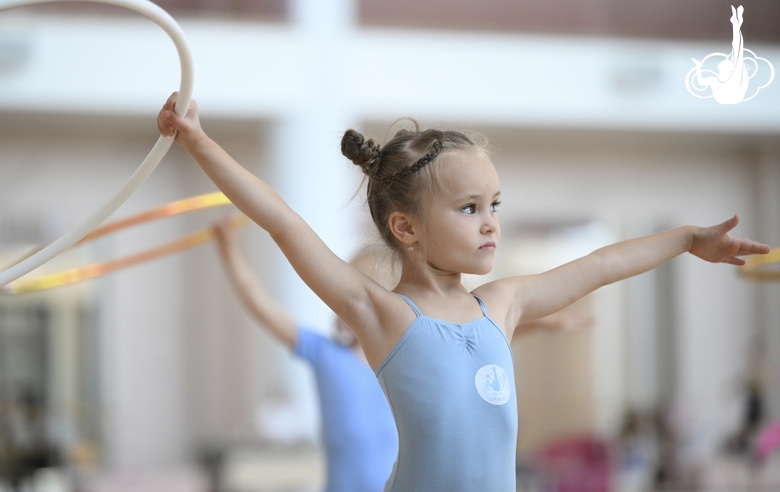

{"left": 397, "top": 294, "right": 422, "bottom": 317}
{"left": 399, "top": 293, "right": 489, "bottom": 319}
{"left": 472, "top": 295, "right": 490, "bottom": 317}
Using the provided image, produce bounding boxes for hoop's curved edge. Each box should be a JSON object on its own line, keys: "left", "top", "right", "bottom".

{"left": 738, "top": 247, "right": 780, "bottom": 282}
{"left": 2, "top": 214, "right": 250, "bottom": 295}
{"left": 77, "top": 192, "right": 230, "bottom": 244}
{"left": 2, "top": 192, "right": 244, "bottom": 295}
{"left": 0, "top": 0, "right": 194, "bottom": 287}
{"left": 0, "top": 136, "right": 174, "bottom": 285}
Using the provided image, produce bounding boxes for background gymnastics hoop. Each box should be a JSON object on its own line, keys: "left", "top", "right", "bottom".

{"left": 0, "top": 193, "right": 249, "bottom": 295}
{"left": 738, "top": 246, "right": 780, "bottom": 281}
{"left": 0, "top": 0, "right": 194, "bottom": 288}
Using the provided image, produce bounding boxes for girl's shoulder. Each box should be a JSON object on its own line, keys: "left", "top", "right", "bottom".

{"left": 470, "top": 276, "right": 518, "bottom": 303}
{"left": 359, "top": 287, "right": 420, "bottom": 368}
{"left": 471, "top": 280, "right": 509, "bottom": 306}
{"left": 470, "top": 276, "right": 528, "bottom": 332}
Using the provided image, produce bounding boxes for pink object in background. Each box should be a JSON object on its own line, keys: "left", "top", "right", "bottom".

{"left": 536, "top": 436, "right": 612, "bottom": 492}
{"left": 756, "top": 421, "right": 780, "bottom": 463}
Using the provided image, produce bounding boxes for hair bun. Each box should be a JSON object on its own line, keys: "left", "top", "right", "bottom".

{"left": 341, "top": 129, "right": 381, "bottom": 174}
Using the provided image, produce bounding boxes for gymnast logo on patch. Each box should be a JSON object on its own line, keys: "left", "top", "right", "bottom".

{"left": 475, "top": 364, "right": 511, "bottom": 406}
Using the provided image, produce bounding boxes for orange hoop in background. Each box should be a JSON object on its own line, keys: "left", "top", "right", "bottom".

{"left": 738, "top": 246, "right": 780, "bottom": 281}
{"left": 0, "top": 192, "right": 249, "bottom": 295}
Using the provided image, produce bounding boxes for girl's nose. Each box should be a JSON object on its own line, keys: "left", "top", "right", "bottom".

{"left": 481, "top": 212, "right": 498, "bottom": 234}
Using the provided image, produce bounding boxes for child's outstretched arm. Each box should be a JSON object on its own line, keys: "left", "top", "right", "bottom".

{"left": 212, "top": 217, "right": 297, "bottom": 348}
{"left": 484, "top": 215, "right": 769, "bottom": 340}
{"left": 159, "top": 93, "right": 403, "bottom": 364}
{"left": 514, "top": 304, "right": 595, "bottom": 337}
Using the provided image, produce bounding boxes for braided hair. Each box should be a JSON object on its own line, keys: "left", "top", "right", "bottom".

{"left": 341, "top": 122, "right": 480, "bottom": 251}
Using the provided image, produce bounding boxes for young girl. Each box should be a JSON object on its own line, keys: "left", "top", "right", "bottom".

{"left": 212, "top": 218, "right": 399, "bottom": 492}
{"left": 158, "top": 92, "right": 769, "bottom": 491}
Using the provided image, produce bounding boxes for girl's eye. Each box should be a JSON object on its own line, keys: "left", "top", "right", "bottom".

{"left": 490, "top": 201, "right": 501, "bottom": 212}
{"left": 462, "top": 204, "right": 476, "bottom": 214}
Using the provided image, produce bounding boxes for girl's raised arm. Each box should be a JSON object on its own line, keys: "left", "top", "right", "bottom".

{"left": 484, "top": 215, "right": 769, "bottom": 340}
{"left": 158, "top": 94, "right": 400, "bottom": 359}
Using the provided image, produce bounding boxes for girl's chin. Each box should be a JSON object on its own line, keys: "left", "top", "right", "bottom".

{"left": 464, "top": 263, "right": 494, "bottom": 276}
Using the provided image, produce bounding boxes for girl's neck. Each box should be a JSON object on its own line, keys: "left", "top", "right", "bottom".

{"left": 393, "top": 254, "right": 486, "bottom": 325}
{"left": 394, "top": 255, "right": 469, "bottom": 298}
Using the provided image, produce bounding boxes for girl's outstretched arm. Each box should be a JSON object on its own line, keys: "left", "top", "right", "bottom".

{"left": 513, "top": 303, "right": 595, "bottom": 337}
{"left": 159, "top": 93, "right": 406, "bottom": 365}
{"left": 483, "top": 215, "right": 769, "bottom": 340}
{"left": 212, "top": 217, "right": 297, "bottom": 348}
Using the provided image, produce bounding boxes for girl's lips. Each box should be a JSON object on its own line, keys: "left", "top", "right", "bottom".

{"left": 480, "top": 242, "right": 496, "bottom": 251}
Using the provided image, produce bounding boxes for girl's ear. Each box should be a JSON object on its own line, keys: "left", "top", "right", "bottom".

{"left": 388, "top": 211, "right": 418, "bottom": 248}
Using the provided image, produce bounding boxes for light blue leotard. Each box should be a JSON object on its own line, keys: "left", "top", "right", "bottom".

{"left": 375, "top": 295, "right": 518, "bottom": 492}
{"left": 295, "top": 328, "right": 398, "bottom": 492}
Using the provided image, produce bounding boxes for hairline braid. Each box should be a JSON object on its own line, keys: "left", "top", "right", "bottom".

{"left": 373, "top": 140, "right": 443, "bottom": 184}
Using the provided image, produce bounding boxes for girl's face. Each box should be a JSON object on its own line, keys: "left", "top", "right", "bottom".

{"left": 417, "top": 150, "right": 501, "bottom": 275}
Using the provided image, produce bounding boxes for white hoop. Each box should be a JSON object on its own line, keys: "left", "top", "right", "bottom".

{"left": 0, "top": 0, "right": 194, "bottom": 287}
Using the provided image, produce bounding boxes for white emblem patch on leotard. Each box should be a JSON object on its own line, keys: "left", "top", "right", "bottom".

{"left": 475, "top": 364, "right": 511, "bottom": 405}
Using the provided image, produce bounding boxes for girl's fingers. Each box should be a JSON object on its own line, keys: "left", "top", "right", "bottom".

{"left": 158, "top": 112, "right": 170, "bottom": 135}
{"left": 734, "top": 240, "right": 771, "bottom": 256}
{"left": 158, "top": 93, "right": 180, "bottom": 136}
{"left": 166, "top": 91, "right": 179, "bottom": 109}
{"left": 740, "top": 246, "right": 771, "bottom": 256}
{"left": 158, "top": 94, "right": 203, "bottom": 146}
{"left": 160, "top": 110, "right": 185, "bottom": 135}
{"left": 164, "top": 110, "right": 177, "bottom": 128}
{"left": 716, "top": 214, "right": 739, "bottom": 235}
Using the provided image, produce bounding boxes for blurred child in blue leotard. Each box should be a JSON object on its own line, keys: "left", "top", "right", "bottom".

{"left": 213, "top": 218, "right": 398, "bottom": 492}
